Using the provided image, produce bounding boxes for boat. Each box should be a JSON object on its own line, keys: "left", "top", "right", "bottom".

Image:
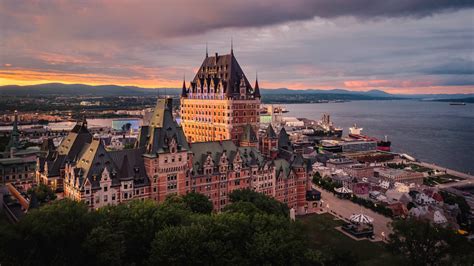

{"left": 449, "top": 102, "right": 466, "bottom": 106}
{"left": 348, "top": 124, "right": 391, "bottom": 152}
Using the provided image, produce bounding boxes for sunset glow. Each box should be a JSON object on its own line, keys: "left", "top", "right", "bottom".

{"left": 1, "top": 1, "right": 472, "bottom": 94}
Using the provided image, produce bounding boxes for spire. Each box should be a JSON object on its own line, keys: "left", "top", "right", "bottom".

{"left": 181, "top": 74, "right": 187, "bottom": 97}
{"left": 5, "top": 110, "right": 20, "bottom": 152}
{"left": 254, "top": 71, "right": 261, "bottom": 98}
{"left": 12, "top": 110, "right": 18, "bottom": 133}
{"left": 231, "top": 37, "right": 233, "bottom": 55}
{"left": 265, "top": 124, "right": 277, "bottom": 138}
{"left": 206, "top": 42, "right": 208, "bottom": 58}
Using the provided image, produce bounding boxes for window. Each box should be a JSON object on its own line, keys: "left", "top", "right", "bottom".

{"left": 104, "top": 186, "right": 108, "bottom": 192}
{"left": 112, "top": 194, "right": 116, "bottom": 201}
{"left": 86, "top": 189, "right": 90, "bottom": 195}
{"left": 124, "top": 184, "right": 128, "bottom": 189}
{"left": 104, "top": 195, "right": 108, "bottom": 202}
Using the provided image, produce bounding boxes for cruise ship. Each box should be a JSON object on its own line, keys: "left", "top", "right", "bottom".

{"left": 348, "top": 124, "right": 391, "bottom": 151}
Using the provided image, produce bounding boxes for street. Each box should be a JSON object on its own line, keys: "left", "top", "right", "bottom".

{"left": 313, "top": 184, "right": 393, "bottom": 241}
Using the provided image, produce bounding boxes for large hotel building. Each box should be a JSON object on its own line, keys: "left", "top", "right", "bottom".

{"left": 35, "top": 48, "right": 313, "bottom": 214}
{"left": 180, "top": 48, "right": 260, "bottom": 143}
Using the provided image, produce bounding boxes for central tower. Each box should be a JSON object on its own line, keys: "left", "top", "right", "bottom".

{"left": 180, "top": 47, "right": 261, "bottom": 143}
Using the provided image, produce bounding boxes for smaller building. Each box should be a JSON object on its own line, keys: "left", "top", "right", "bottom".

{"left": 374, "top": 167, "right": 424, "bottom": 185}
{"left": 0, "top": 157, "right": 36, "bottom": 186}
{"left": 326, "top": 157, "right": 356, "bottom": 170}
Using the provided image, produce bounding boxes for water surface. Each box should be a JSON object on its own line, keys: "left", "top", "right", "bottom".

{"left": 284, "top": 100, "right": 474, "bottom": 174}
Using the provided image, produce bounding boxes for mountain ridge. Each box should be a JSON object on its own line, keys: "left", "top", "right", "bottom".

{"left": 0, "top": 83, "right": 472, "bottom": 99}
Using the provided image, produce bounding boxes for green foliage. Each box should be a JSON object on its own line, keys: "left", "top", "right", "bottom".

{"left": 439, "top": 191, "right": 472, "bottom": 231}
{"left": 349, "top": 196, "right": 393, "bottom": 217}
{"left": 0, "top": 193, "right": 322, "bottom": 265}
{"left": 388, "top": 218, "right": 474, "bottom": 266}
{"left": 148, "top": 212, "right": 315, "bottom": 265}
{"left": 182, "top": 191, "right": 213, "bottom": 214}
{"left": 0, "top": 200, "right": 96, "bottom": 265}
{"left": 27, "top": 183, "right": 57, "bottom": 203}
{"left": 223, "top": 201, "right": 265, "bottom": 216}
{"left": 228, "top": 188, "right": 289, "bottom": 217}
{"left": 312, "top": 174, "right": 341, "bottom": 192}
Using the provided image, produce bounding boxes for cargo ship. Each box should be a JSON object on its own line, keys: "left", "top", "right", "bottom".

{"left": 348, "top": 124, "right": 391, "bottom": 151}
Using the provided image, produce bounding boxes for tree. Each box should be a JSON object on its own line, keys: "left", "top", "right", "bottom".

{"left": 27, "top": 183, "right": 57, "bottom": 203}
{"left": 95, "top": 199, "right": 185, "bottom": 265}
{"left": 388, "top": 218, "right": 474, "bottom": 265}
{"left": 182, "top": 191, "right": 213, "bottom": 214}
{"left": 0, "top": 199, "right": 96, "bottom": 266}
{"left": 228, "top": 189, "right": 289, "bottom": 217}
{"left": 121, "top": 122, "right": 132, "bottom": 132}
{"left": 223, "top": 201, "right": 264, "bottom": 216}
{"left": 83, "top": 226, "right": 126, "bottom": 265}
{"left": 148, "top": 212, "right": 319, "bottom": 265}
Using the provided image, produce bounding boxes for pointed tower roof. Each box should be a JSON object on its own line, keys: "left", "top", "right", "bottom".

{"left": 192, "top": 51, "right": 252, "bottom": 98}
{"left": 265, "top": 124, "right": 277, "bottom": 138}
{"left": 145, "top": 98, "right": 189, "bottom": 155}
{"left": 5, "top": 110, "right": 20, "bottom": 151}
{"left": 254, "top": 72, "right": 261, "bottom": 98}
{"left": 291, "top": 153, "right": 305, "bottom": 168}
{"left": 181, "top": 77, "right": 187, "bottom": 97}
{"left": 278, "top": 127, "right": 292, "bottom": 152}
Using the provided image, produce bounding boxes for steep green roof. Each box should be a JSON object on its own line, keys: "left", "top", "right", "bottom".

{"left": 241, "top": 124, "right": 258, "bottom": 143}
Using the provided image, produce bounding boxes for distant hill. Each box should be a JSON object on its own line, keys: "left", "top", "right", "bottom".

{"left": 0, "top": 83, "right": 472, "bottom": 100}
{"left": 260, "top": 88, "right": 394, "bottom": 97}
{"left": 0, "top": 83, "right": 179, "bottom": 96}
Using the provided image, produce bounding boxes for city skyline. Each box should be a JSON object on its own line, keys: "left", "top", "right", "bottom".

{"left": 1, "top": 0, "right": 473, "bottom": 94}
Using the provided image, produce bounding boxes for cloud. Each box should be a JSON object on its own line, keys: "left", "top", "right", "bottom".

{"left": 423, "top": 59, "right": 474, "bottom": 75}
{"left": 1, "top": 0, "right": 473, "bottom": 40}
{"left": 0, "top": 1, "right": 473, "bottom": 93}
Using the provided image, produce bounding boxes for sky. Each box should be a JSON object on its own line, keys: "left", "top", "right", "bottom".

{"left": 0, "top": 0, "right": 473, "bottom": 94}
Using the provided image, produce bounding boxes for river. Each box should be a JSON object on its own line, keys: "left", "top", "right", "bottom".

{"left": 284, "top": 100, "right": 474, "bottom": 174}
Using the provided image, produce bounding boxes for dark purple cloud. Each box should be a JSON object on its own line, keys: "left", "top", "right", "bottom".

{"left": 0, "top": 0, "right": 473, "bottom": 93}
{"left": 1, "top": 0, "right": 473, "bottom": 40}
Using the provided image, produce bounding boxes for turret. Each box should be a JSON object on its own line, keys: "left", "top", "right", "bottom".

{"left": 181, "top": 78, "right": 187, "bottom": 98}
{"left": 254, "top": 73, "right": 261, "bottom": 99}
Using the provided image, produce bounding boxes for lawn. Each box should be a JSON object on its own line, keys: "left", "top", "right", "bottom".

{"left": 299, "top": 213, "right": 405, "bottom": 266}
{"left": 424, "top": 174, "right": 464, "bottom": 186}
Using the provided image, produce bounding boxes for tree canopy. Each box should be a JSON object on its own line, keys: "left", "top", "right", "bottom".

{"left": 0, "top": 190, "right": 320, "bottom": 265}
{"left": 227, "top": 188, "right": 289, "bottom": 217}
{"left": 388, "top": 218, "right": 474, "bottom": 266}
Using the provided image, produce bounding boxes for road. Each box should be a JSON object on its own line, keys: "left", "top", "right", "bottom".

{"left": 313, "top": 184, "right": 392, "bottom": 241}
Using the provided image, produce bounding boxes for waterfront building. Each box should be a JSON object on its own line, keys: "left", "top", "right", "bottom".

{"left": 374, "top": 167, "right": 424, "bottom": 185}
{"left": 48, "top": 98, "right": 311, "bottom": 213}
{"left": 1, "top": 111, "right": 37, "bottom": 186}
{"left": 36, "top": 118, "right": 93, "bottom": 190}
{"left": 180, "top": 48, "right": 261, "bottom": 143}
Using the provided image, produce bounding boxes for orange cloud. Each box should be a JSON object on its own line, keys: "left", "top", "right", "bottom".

{"left": 0, "top": 69, "right": 180, "bottom": 88}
